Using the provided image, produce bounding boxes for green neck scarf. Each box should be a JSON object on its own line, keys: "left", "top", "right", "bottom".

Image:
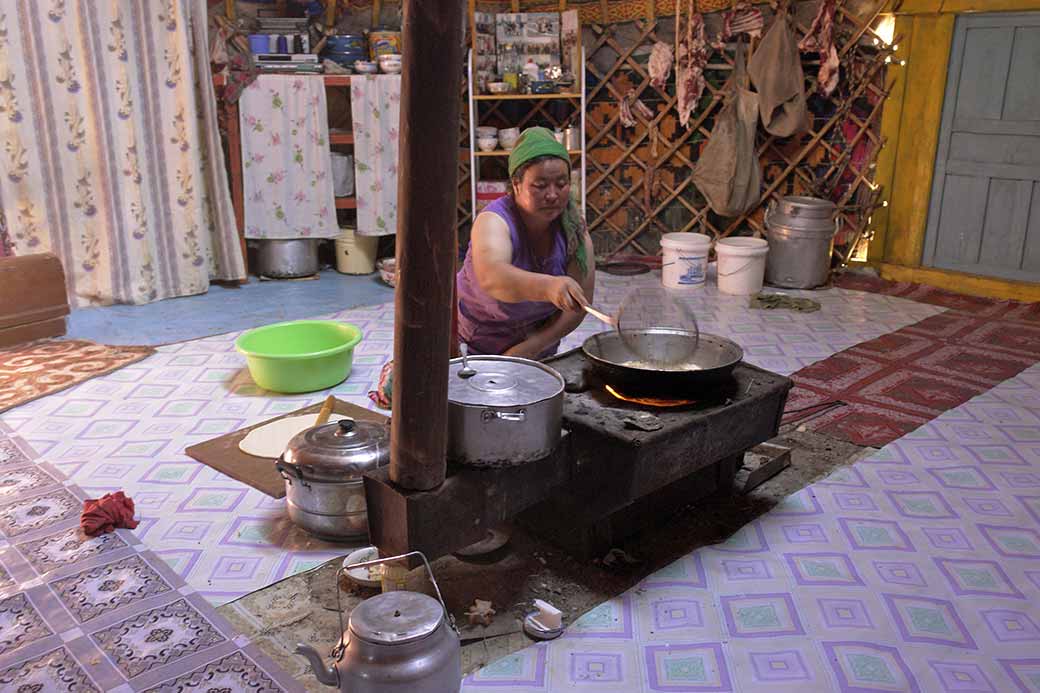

{"left": 508, "top": 127, "right": 588, "bottom": 276}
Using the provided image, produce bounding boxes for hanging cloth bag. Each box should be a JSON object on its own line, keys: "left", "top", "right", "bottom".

{"left": 748, "top": 10, "right": 808, "bottom": 137}
{"left": 692, "top": 42, "right": 761, "bottom": 217}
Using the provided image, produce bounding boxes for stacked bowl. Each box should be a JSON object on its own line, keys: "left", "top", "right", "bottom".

{"left": 323, "top": 34, "right": 367, "bottom": 70}
{"left": 475, "top": 126, "right": 498, "bottom": 152}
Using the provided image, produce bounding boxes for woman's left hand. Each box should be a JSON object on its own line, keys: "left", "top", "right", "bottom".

{"left": 503, "top": 342, "right": 543, "bottom": 360}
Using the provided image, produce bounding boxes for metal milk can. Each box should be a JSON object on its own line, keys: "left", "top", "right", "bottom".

{"left": 295, "top": 552, "right": 461, "bottom": 692}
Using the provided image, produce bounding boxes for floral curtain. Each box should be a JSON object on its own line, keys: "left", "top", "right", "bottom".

{"left": 0, "top": 0, "right": 244, "bottom": 307}
{"left": 239, "top": 75, "right": 337, "bottom": 239}
{"left": 351, "top": 75, "right": 400, "bottom": 236}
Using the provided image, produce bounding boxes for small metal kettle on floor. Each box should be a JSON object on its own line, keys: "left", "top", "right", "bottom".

{"left": 295, "top": 551, "right": 462, "bottom": 692}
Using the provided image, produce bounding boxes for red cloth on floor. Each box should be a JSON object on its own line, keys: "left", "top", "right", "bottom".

{"left": 81, "top": 491, "right": 139, "bottom": 537}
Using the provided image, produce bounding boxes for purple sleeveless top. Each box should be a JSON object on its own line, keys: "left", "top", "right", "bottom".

{"left": 456, "top": 196, "right": 569, "bottom": 357}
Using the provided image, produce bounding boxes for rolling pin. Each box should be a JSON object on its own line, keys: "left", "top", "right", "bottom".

{"left": 314, "top": 395, "right": 336, "bottom": 426}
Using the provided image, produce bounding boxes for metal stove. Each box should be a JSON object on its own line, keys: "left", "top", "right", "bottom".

{"left": 364, "top": 349, "right": 793, "bottom": 561}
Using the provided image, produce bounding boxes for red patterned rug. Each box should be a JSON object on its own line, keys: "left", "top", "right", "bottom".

{"left": 0, "top": 339, "right": 155, "bottom": 413}
{"left": 786, "top": 279, "right": 1040, "bottom": 447}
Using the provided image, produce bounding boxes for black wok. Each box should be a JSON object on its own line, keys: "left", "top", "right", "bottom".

{"left": 581, "top": 329, "right": 744, "bottom": 398}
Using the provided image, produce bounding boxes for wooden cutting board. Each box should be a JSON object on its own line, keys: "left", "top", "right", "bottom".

{"left": 184, "top": 398, "right": 388, "bottom": 498}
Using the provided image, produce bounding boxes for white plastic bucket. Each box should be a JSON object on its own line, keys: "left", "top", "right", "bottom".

{"left": 331, "top": 153, "right": 354, "bottom": 197}
{"left": 335, "top": 227, "right": 378, "bottom": 274}
{"left": 661, "top": 232, "right": 711, "bottom": 289}
{"left": 715, "top": 237, "right": 769, "bottom": 295}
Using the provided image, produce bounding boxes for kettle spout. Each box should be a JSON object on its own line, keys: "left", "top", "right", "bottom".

{"left": 294, "top": 643, "right": 339, "bottom": 688}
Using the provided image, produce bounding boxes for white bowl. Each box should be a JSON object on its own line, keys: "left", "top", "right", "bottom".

{"left": 477, "top": 137, "right": 498, "bottom": 152}
{"left": 498, "top": 127, "right": 520, "bottom": 149}
{"left": 488, "top": 82, "right": 510, "bottom": 94}
{"left": 475, "top": 126, "right": 498, "bottom": 138}
{"left": 353, "top": 61, "right": 378, "bottom": 74}
{"left": 380, "top": 63, "right": 402, "bottom": 74}
{"left": 378, "top": 55, "right": 402, "bottom": 66}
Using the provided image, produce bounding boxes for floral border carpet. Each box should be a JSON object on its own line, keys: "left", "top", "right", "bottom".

{"left": 0, "top": 339, "right": 155, "bottom": 414}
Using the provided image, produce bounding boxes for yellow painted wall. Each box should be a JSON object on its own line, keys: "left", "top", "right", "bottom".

{"left": 869, "top": 0, "right": 1040, "bottom": 300}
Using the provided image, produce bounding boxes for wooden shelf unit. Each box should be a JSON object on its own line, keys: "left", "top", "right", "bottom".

{"left": 466, "top": 48, "right": 586, "bottom": 219}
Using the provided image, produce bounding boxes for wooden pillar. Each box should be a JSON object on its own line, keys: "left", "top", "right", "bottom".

{"left": 390, "top": 0, "right": 464, "bottom": 491}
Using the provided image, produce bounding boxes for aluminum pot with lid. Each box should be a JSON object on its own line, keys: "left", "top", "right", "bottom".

{"left": 447, "top": 355, "right": 564, "bottom": 468}
{"left": 764, "top": 195, "right": 839, "bottom": 289}
{"left": 276, "top": 418, "right": 389, "bottom": 540}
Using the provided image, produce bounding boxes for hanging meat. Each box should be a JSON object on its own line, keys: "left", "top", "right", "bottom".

{"left": 748, "top": 9, "right": 809, "bottom": 137}
{"left": 675, "top": 0, "right": 709, "bottom": 130}
{"left": 619, "top": 88, "right": 653, "bottom": 128}
{"left": 691, "top": 42, "right": 761, "bottom": 217}
{"left": 712, "top": 2, "right": 764, "bottom": 50}
{"left": 799, "top": 0, "right": 839, "bottom": 97}
{"left": 648, "top": 42, "right": 673, "bottom": 89}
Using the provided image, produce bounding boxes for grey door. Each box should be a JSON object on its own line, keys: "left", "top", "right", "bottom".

{"left": 922, "top": 12, "right": 1040, "bottom": 282}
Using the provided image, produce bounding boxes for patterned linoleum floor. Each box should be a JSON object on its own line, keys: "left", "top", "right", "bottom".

{"left": 0, "top": 422, "right": 300, "bottom": 692}
{"left": 462, "top": 361, "right": 1040, "bottom": 692}
{"left": 0, "top": 271, "right": 943, "bottom": 604}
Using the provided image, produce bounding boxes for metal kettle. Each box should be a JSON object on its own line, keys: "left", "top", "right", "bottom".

{"left": 295, "top": 552, "right": 461, "bottom": 692}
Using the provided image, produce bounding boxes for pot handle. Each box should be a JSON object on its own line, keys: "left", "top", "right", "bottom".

{"left": 275, "top": 458, "right": 309, "bottom": 488}
{"left": 482, "top": 408, "right": 526, "bottom": 423}
{"left": 334, "top": 551, "right": 457, "bottom": 658}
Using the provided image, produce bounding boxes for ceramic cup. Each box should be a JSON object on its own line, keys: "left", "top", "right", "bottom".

{"left": 477, "top": 136, "right": 499, "bottom": 152}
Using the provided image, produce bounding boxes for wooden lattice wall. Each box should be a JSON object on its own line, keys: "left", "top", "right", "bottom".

{"left": 587, "top": 1, "right": 893, "bottom": 262}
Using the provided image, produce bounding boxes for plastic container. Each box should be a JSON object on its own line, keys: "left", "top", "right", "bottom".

{"left": 660, "top": 232, "right": 711, "bottom": 289}
{"left": 235, "top": 320, "right": 363, "bottom": 393}
{"left": 715, "top": 237, "right": 769, "bottom": 295}
{"left": 367, "top": 30, "right": 401, "bottom": 60}
{"left": 335, "top": 228, "right": 378, "bottom": 275}
{"left": 248, "top": 34, "right": 270, "bottom": 54}
{"left": 331, "top": 152, "right": 354, "bottom": 197}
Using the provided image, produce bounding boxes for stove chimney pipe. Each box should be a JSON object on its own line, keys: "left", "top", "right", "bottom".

{"left": 389, "top": 0, "right": 464, "bottom": 491}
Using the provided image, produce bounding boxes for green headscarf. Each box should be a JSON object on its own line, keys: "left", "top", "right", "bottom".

{"left": 507, "top": 127, "right": 588, "bottom": 276}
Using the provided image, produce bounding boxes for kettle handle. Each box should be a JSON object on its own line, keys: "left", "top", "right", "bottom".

{"left": 333, "top": 551, "right": 457, "bottom": 659}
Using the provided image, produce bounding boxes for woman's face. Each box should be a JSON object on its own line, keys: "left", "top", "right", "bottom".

{"left": 513, "top": 158, "right": 570, "bottom": 224}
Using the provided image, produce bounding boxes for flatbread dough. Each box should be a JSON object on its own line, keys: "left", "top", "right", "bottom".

{"left": 238, "top": 413, "right": 349, "bottom": 458}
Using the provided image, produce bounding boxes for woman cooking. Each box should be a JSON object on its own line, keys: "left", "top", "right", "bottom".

{"left": 456, "top": 126, "right": 595, "bottom": 360}
{"left": 368, "top": 127, "right": 594, "bottom": 408}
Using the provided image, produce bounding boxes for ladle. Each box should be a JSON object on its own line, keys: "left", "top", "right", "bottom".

{"left": 458, "top": 343, "right": 476, "bottom": 378}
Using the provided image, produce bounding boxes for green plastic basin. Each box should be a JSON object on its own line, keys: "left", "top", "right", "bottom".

{"left": 235, "top": 320, "right": 363, "bottom": 393}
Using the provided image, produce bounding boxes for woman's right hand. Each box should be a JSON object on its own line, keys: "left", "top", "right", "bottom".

{"left": 546, "top": 276, "right": 588, "bottom": 312}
